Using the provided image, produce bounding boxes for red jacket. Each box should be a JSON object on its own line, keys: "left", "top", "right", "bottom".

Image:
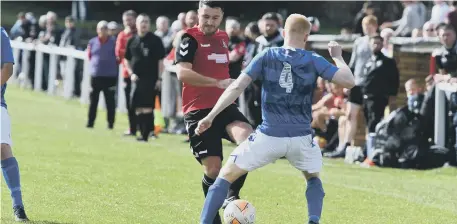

{"left": 115, "top": 30, "right": 136, "bottom": 78}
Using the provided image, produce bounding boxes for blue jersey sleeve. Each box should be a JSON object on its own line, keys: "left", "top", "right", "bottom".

{"left": 311, "top": 52, "right": 337, "bottom": 81}
{"left": 1, "top": 28, "right": 14, "bottom": 66}
{"left": 242, "top": 49, "right": 268, "bottom": 81}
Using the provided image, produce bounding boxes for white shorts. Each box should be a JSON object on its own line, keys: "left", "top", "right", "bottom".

{"left": 229, "top": 130, "right": 322, "bottom": 173}
{"left": 1, "top": 107, "right": 13, "bottom": 146}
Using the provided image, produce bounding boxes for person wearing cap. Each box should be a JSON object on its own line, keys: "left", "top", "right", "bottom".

{"left": 107, "top": 21, "right": 119, "bottom": 38}
{"left": 59, "top": 16, "right": 82, "bottom": 96}
{"left": 86, "top": 20, "right": 119, "bottom": 130}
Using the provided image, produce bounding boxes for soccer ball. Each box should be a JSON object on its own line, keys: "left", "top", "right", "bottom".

{"left": 223, "top": 199, "right": 256, "bottom": 224}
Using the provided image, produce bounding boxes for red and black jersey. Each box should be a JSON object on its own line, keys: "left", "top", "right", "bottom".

{"left": 228, "top": 35, "right": 246, "bottom": 79}
{"left": 175, "top": 27, "right": 230, "bottom": 114}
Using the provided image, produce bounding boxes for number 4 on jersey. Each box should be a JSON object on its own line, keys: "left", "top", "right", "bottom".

{"left": 279, "top": 62, "right": 294, "bottom": 93}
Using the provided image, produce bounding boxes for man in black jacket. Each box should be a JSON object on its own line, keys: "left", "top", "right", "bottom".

{"left": 357, "top": 35, "right": 399, "bottom": 158}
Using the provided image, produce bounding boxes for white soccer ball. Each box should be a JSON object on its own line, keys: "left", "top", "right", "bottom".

{"left": 223, "top": 199, "right": 256, "bottom": 224}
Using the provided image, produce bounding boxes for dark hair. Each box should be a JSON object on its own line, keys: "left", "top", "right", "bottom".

{"left": 370, "top": 35, "right": 383, "bottom": 42}
{"left": 262, "top": 12, "right": 280, "bottom": 24}
{"left": 437, "top": 24, "right": 456, "bottom": 33}
{"left": 246, "top": 22, "right": 260, "bottom": 36}
{"left": 199, "top": 0, "right": 224, "bottom": 11}
{"left": 123, "top": 10, "right": 137, "bottom": 18}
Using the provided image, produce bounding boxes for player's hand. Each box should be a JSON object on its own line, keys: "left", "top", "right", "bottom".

{"left": 195, "top": 117, "right": 214, "bottom": 136}
{"left": 216, "top": 78, "right": 235, "bottom": 89}
{"left": 328, "top": 41, "right": 342, "bottom": 58}
{"left": 130, "top": 74, "right": 139, "bottom": 82}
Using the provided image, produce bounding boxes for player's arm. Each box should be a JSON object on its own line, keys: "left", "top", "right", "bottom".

{"left": 206, "top": 49, "right": 266, "bottom": 120}
{"left": 313, "top": 41, "right": 355, "bottom": 89}
{"left": 331, "top": 56, "right": 355, "bottom": 88}
{"left": 175, "top": 33, "right": 219, "bottom": 87}
{"left": 1, "top": 28, "right": 15, "bottom": 85}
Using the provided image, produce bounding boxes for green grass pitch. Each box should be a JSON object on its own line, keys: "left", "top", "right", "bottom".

{"left": 1, "top": 86, "right": 457, "bottom": 224}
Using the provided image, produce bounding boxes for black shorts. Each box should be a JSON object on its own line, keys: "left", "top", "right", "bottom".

{"left": 348, "top": 86, "right": 363, "bottom": 105}
{"left": 131, "top": 81, "right": 157, "bottom": 108}
{"left": 363, "top": 96, "right": 389, "bottom": 133}
{"left": 184, "top": 104, "right": 251, "bottom": 163}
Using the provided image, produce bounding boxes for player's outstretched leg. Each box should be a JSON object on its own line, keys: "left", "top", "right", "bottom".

{"left": 1, "top": 144, "right": 29, "bottom": 222}
{"left": 201, "top": 157, "right": 224, "bottom": 224}
{"left": 200, "top": 161, "right": 248, "bottom": 224}
{"left": 304, "top": 172, "right": 325, "bottom": 224}
{"left": 223, "top": 120, "right": 253, "bottom": 209}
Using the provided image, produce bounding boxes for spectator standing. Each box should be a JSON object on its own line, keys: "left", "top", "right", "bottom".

{"left": 72, "top": 0, "right": 87, "bottom": 21}
{"left": 309, "top": 16, "right": 321, "bottom": 35}
{"left": 115, "top": 10, "right": 137, "bottom": 137}
{"left": 242, "top": 22, "right": 260, "bottom": 67}
{"left": 86, "top": 21, "right": 118, "bottom": 129}
{"left": 107, "top": 21, "right": 119, "bottom": 38}
{"left": 9, "top": 12, "right": 29, "bottom": 40}
{"left": 38, "top": 11, "right": 63, "bottom": 91}
{"left": 59, "top": 16, "right": 82, "bottom": 97}
{"left": 381, "top": 1, "right": 424, "bottom": 37}
{"left": 226, "top": 18, "right": 246, "bottom": 79}
{"left": 353, "top": 2, "right": 376, "bottom": 35}
{"left": 170, "top": 12, "right": 186, "bottom": 34}
{"left": 423, "top": 21, "right": 438, "bottom": 38}
{"left": 380, "top": 28, "right": 394, "bottom": 57}
{"left": 60, "top": 16, "right": 81, "bottom": 49}
{"left": 124, "top": 14, "right": 165, "bottom": 142}
{"left": 155, "top": 16, "right": 173, "bottom": 55}
{"left": 161, "top": 33, "right": 183, "bottom": 134}
{"left": 431, "top": 0, "right": 452, "bottom": 25}
{"left": 185, "top": 10, "right": 198, "bottom": 28}
{"left": 155, "top": 15, "right": 175, "bottom": 133}
{"left": 326, "top": 15, "right": 379, "bottom": 158}
{"left": 359, "top": 36, "right": 400, "bottom": 160}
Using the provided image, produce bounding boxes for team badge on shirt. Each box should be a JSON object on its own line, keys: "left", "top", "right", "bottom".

{"left": 221, "top": 40, "right": 228, "bottom": 49}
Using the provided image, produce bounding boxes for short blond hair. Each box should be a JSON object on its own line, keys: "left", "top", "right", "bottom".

{"left": 284, "top": 14, "right": 311, "bottom": 34}
{"left": 362, "top": 15, "right": 378, "bottom": 26}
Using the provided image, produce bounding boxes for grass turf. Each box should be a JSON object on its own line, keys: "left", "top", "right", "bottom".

{"left": 1, "top": 86, "right": 457, "bottom": 224}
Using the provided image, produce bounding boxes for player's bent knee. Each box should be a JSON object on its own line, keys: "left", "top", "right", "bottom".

{"left": 1, "top": 144, "right": 13, "bottom": 160}
{"left": 219, "top": 162, "right": 248, "bottom": 183}
{"left": 201, "top": 156, "right": 222, "bottom": 179}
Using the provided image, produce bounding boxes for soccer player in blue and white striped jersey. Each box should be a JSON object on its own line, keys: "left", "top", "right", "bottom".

{"left": 195, "top": 14, "right": 355, "bottom": 224}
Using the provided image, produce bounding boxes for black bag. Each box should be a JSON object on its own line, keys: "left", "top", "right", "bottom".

{"left": 371, "top": 106, "right": 422, "bottom": 168}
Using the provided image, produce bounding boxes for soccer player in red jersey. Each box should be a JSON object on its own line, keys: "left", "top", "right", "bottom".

{"left": 175, "top": 1, "right": 253, "bottom": 222}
